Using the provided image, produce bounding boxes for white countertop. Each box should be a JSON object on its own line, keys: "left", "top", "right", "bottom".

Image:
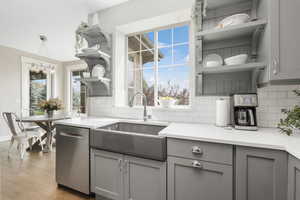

{"left": 56, "top": 117, "right": 300, "bottom": 160}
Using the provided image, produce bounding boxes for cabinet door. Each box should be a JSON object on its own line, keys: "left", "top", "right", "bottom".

{"left": 236, "top": 146, "right": 288, "bottom": 200}
{"left": 270, "top": 0, "right": 300, "bottom": 81}
{"left": 124, "top": 156, "right": 166, "bottom": 200}
{"left": 288, "top": 155, "right": 300, "bottom": 200}
{"left": 93, "top": 150, "right": 123, "bottom": 200}
{"left": 168, "top": 156, "right": 233, "bottom": 200}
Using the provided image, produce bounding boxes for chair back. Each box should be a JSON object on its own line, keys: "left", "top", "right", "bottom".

{"left": 2, "top": 112, "right": 24, "bottom": 136}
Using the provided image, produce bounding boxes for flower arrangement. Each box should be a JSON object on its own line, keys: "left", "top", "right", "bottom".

{"left": 38, "top": 98, "right": 63, "bottom": 117}
{"left": 278, "top": 89, "right": 300, "bottom": 135}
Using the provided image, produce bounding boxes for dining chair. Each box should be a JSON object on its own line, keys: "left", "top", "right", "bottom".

{"left": 2, "top": 112, "right": 43, "bottom": 159}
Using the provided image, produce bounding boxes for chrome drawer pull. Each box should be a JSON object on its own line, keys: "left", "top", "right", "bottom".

{"left": 192, "top": 160, "right": 203, "bottom": 169}
{"left": 192, "top": 146, "right": 203, "bottom": 154}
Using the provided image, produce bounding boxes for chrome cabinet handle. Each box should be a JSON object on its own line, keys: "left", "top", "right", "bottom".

{"left": 118, "top": 159, "right": 122, "bottom": 171}
{"left": 273, "top": 59, "right": 279, "bottom": 75}
{"left": 123, "top": 160, "right": 128, "bottom": 174}
{"left": 192, "top": 160, "right": 203, "bottom": 169}
{"left": 192, "top": 146, "right": 203, "bottom": 155}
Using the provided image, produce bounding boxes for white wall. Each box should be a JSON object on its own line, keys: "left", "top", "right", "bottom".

{"left": 0, "top": 45, "right": 65, "bottom": 141}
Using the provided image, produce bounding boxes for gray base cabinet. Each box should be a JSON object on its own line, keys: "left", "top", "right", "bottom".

{"left": 235, "top": 146, "right": 288, "bottom": 200}
{"left": 91, "top": 149, "right": 166, "bottom": 200}
{"left": 93, "top": 150, "right": 123, "bottom": 200}
{"left": 124, "top": 156, "right": 166, "bottom": 200}
{"left": 288, "top": 155, "right": 300, "bottom": 200}
{"left": 168, "top": 156, "right": 233, "bottom": 200}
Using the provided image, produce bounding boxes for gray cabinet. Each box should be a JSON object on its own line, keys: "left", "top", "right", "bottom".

{"left": 167, "top": 139, "right": 233, "bottom": 200}
{"left": 168, "top": 156, "right": 233, "bottom": 200}
{"left": 270, "top": 0, "right": 300, "bottom": 81}
{"left": 235, "top": 146, "right": 288, "bottom": 200}
{"left": 124, "top": 156, "right": 166, "bottom": 200}
{"left": 91, "top": 149, "right": 166, "bottom": 200}
{"left": 93, "top": 150, "right": 123, "bottom": 200}
{"left": 288, "top": 155, "right": 300, "bottom": 200}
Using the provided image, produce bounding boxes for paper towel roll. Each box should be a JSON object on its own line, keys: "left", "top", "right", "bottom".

{"left": 216, "top": 98, "right": 230, "bottom": 127}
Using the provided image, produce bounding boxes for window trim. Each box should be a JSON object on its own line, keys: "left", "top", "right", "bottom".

{"left": 21, "top": 57, "right": 57, "bottom": 117}
{"left": 114, "top": 8, "right": 195, "bottom": 109}
{"left": 126, "top": 22, "right": 192, "bottom": 107}
{"left": 65, "top": 64, "right": 88, "bottom": 114}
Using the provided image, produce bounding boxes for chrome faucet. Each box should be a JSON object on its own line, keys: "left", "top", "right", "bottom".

{"left": 129, "top": 92, "right": 150, "bottom": 121}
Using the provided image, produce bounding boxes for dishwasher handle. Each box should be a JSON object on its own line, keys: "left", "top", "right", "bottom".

{"left": 59, "top": 132, "right": 84, "bottom": 140}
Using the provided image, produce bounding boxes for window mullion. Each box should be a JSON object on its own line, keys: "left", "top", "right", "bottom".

{"left": 154, "top": 31, "right": 159, "bottom": 106}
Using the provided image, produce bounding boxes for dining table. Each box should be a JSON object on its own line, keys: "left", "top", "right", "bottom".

{"left": 17, "top": 114, "right": 70, "bottom": 153}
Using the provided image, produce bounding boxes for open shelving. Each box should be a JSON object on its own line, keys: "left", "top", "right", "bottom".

{"left": 193, "top": 0, "right": 268, "bottom": 96}
{"left": 199, "top": 62, "right": 266, "bottom": 74}
{"left": 196, "top": 19, "right": 267, "bottom": 42}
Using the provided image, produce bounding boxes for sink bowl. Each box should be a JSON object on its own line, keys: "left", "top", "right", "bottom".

{"left": 90, "top": 122, "right": 168, "bottom": 161}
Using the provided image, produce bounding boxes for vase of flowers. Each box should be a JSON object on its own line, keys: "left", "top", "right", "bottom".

{"left": 278, "top": 89, "right": 300, "bottom": 135}
{"left": 38, "top": 98, "right": 63, "bottom": 118}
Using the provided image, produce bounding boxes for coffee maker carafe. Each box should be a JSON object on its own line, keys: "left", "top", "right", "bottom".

{"left": 233, "top": 94, "right": 258, "bottom": 131}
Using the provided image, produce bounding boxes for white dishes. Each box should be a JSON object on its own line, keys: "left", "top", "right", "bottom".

{"left": 92, "top": 64, "right": 106, "bottom": 78}
{"left": 203, "top": 54, "right": 223, "bottom": 67}
{"left": 217, "top": 13, "right": 250, "bottom": 28}
{"left": 82, "top": 72, "right": 90, "bottom": 78}
{"left": 82, "top": 48, "right": 97, "bottom": 53}
{"left": 224, "top": 54, "right": 248, "bottom": 66}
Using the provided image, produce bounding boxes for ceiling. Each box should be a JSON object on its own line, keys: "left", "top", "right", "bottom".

{"left": 0, "top": 0, "right": 129, "bottom": 61}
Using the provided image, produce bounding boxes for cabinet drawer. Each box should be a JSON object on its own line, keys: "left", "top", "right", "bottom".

{"left": 167, "top": 138, "right": 233, "bottom": 165}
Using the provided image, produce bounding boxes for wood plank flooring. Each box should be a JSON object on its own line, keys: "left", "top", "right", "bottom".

{"left": 0, "top": 141, "right": 95, "bottom": 200}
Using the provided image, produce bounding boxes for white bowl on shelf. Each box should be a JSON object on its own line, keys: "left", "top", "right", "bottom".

{"left": 92, "top": 64, "right": 106, "bottom": 78}
{"left": 217, "top": 13, "right": 250, "bottom": 28}
{"left": 224, "top": 54, "right": 248, "bottom": 66}
{"left": 203, "top": 54, "right": 223, "bottom": 68}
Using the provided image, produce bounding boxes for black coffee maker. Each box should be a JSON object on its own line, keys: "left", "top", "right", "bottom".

{"left": 233, "top": 94, "right": 258, "bottom": 131}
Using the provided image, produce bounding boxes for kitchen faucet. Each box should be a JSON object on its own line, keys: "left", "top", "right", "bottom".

{"left": 129, "top": 92, "right": 150, "bottom": 121}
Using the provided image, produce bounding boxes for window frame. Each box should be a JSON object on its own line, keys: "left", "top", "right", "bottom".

{"left": 70, "top": 69, "right": 87, "bottom": 114}
{"left": 126, "top": 22, "right": 192, "bottom": 108}
{"left": 65, "top": 64, "right": 88, "bottom": 114}
{"left": 29, "top": 70, "right": 49, "bottom": 116}
{"left": 21, "top": 57, "right": 56, "bottom": 117}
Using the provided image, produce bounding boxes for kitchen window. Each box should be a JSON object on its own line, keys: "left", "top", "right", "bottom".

{"left": 70, "top": 70, "right": 87, "bottom": 114}
{"left": 29, "top": 71, "right": 48, "bottom": 115}
{"left": 127, "top": 24, "right": 190, "bottom": 107}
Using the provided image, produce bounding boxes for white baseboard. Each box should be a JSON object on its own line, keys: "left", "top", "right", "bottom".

{"left": 0, "top": 135, "right": 10, "bottom": 142}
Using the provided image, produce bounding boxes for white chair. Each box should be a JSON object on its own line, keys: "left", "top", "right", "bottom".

{"left": 2, "top": 112, "right": 43, "bottom": 159}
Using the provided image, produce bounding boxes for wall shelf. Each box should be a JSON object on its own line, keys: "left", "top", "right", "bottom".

{"left": 198, "top": 62, "right": 266, "bottom": 74}
{"left": 76, "top": 77, "right": 111, "bottom": 85}
{"left": 197, "top": 19, "right": 267, "bottom": 42}
{"left": 76, "top": 50, "right": 111, "bottom": 59}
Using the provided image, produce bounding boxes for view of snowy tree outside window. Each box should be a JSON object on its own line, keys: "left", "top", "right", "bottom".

{"left": 71, "top": 70, "right": 86, "bottom": 113}
{"left": 127, "top": 24, "right": 190, "bottom": 107}
{"left": 29, "top": 71, "right": 47, "bottom": 115}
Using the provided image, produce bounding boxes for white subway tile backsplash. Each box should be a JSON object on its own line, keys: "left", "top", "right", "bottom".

{"left": 88, "top": 85, "right": 300, "bottom": 128}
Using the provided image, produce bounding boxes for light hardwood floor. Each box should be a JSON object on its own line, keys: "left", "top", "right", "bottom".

{"left": 0, "top": 141, "right": 95, "bottom": 200}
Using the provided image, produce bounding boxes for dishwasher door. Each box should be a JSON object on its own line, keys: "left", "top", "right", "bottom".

{"left": 56, "top": 125, "right": 90, "bottom": 195}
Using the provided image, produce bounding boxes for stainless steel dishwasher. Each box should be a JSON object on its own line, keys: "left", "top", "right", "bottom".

{"left": 56, "top": 125, "right": 90, "bottom": 195}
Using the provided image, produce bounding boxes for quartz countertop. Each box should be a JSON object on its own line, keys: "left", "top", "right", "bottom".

{"left": 55, "top": 117, "right": 300, "bottom": 159}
